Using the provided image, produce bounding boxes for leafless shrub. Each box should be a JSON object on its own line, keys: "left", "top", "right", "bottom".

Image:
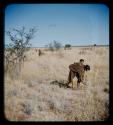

{"left": 48, "top": 40, "right": 62, "bottom": 52}
{"left": 5, "top": 26, "right": 37, "bottom": 79}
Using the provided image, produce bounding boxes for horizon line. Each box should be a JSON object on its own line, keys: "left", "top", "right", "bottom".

{"left": 31, "top": 44, "right": 109, "bottom": 48}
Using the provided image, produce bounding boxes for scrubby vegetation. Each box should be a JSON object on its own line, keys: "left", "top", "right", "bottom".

{"left": 4, "top": 46, "right": 109, "bottom": 121}
{"left": 5, "top": 27, "right": 37, "bottom": 79}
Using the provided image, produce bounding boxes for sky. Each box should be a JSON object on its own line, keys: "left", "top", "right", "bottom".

{"left": 5, "top": 4, "right": 109, "bottom": 47}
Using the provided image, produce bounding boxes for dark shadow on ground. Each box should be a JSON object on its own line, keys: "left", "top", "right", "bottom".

{"left": 50, "top": 80, "right": 71, "bottom": 89}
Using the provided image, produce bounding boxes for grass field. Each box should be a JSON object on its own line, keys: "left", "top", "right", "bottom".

{"left": 4, "top": 46, "right": 109, "bottom": 121}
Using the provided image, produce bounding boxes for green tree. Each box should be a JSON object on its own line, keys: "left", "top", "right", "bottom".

{"left": 64, "top": 44, "right": 71, "bottom": 50}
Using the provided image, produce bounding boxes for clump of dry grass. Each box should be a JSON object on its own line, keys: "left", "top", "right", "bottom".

{"left": 103, "top": 88, "right": 109, "bottom": 93}
{"left": 4, "top": 46, "right": 109, "bottom": 121}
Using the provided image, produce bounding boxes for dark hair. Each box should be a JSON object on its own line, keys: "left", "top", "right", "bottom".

{"left": 80, "top": 59, "right": 84, "bottom": 62}
{"left": 84, "top": 65, "right": 90, "bottom": 71}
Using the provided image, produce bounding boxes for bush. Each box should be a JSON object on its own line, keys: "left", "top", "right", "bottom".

{"left": 53, "top": 40, "right": 62, "bottom": 51}
{"left": 48, "top": 42, "right": 54, "bottom": 52}
{"left": 5, "top": 26, "right": 37, "bottom": 79}
{"left": 64, "top": 44, "right": 71, "bottom": 50}
{"left": 48, "top": 40, "right": 62, "bottom": 52}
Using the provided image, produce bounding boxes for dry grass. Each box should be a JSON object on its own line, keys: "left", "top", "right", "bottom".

{"left": 4, "top": 46, "right": 109, "bottom": 121}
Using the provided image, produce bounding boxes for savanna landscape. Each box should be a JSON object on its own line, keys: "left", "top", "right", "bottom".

{"left": 4, "top": 45, "right": 109, "bottom": 121}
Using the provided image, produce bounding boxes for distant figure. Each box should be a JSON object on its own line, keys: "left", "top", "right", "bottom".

{"left": 38, "top": 49, "right": 41, "bottom": 56}
{"left": 67, "top": 59, "right": 90, "bottom": 89}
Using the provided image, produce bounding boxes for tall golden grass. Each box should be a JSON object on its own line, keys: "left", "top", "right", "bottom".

{"left": 4, "top": 46, "right": 109, "bottom": 121}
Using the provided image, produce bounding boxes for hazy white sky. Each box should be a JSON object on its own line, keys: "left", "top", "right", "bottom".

{"left": 5, "top": 4, "right": 109, "bottom": 47}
